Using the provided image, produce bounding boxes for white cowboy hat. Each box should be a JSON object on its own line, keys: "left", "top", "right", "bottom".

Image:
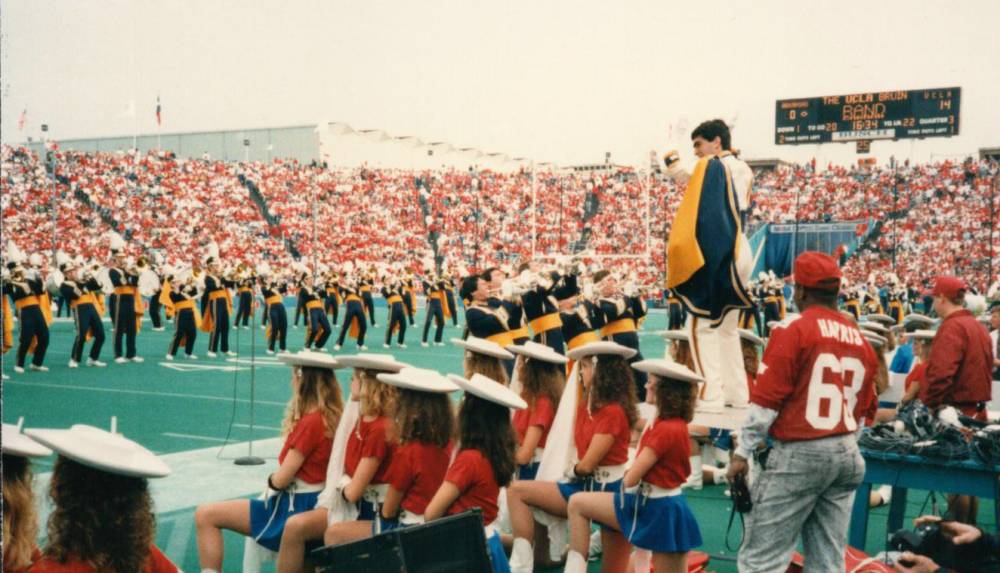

{"left": 451, "top": 336, "right": 514, "bottom": 360}
{"left": 631, "top": 359, "right": 704, "bottom": 384}
{"left": 859, "top": 322, "right": 889, "bottom": 335}
{"left": 738, "top": 329, "right": 765, "bottom": 347}
{"left": 336, "top": 353, "right": 408, "bottom": 372}
{"left": 506, "top": 340, "right": 568, "bottom": 365}
{"left": 26, "top": 425, "right": 170, "bottom": 478}
{"left": 566, "top": 340, "right": 637, "bottom": 361}
{"left": 277, "top": 350, "right": 342, "bottom": 369}
{"left": 863, "top": 332, "right": 887, "bottom": 349}
{"left": 866, "top": 314, "right": 895, "bottom": 326}
{"left": 658, "top": 329, "right": 690, "bottom": 343}
{"left": 903, "top": 314, "right": 935, "bottom": 327}
{"left": 2, "top": 423, "right": 52, "bottom": 458}
{"left": 905, "top": 329, "right": 937, "bottom": 341}
{"left": 447, "top": 373, "right": 527, "bottom": 410}
{"left": 376, "top": 367, "right": 458, "bottom": 394}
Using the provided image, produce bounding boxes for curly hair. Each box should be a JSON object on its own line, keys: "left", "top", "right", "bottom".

{"left": 458, "top": 395, "right": 517, "bottom": 487}
{"left": 872, "top": 347, "right": 890, "bottom": 396}
{"left": 282, "top": 365, "right": 344, "bottom": 437}
{"left": 670, "top": 340, "right": 695, "bottom": 371}
{"left": 3, "top": 455, "right": 38, "bottom": 571}
{"left": 653, "top": 375, "right": 697, "bottom": 422}
{"left": 464, "top": 352, "right": 509, "bottom": 386}
{"left": 44, "top": 456, "right": 155, "bottom": 573}
{"left": 392, "top": 389, "right": 454, "bottom": 448}
{"left": 358, "top": 368, "right": 398, "bottom": 418}
{"left": 517, "top": 358, "right": 564, "bottom": 410}
{"left": 741, "top": 340, "right": 759, "bottom": 377}
{"left": 589, "top": 355, "right": 638, "bottom": 429}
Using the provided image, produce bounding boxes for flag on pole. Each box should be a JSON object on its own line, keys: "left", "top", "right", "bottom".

{"left": 156, "top": 96, "right": 162, "bottom": 126}
{"left": 17, "top": 108, "right": 27, "bottom": 131}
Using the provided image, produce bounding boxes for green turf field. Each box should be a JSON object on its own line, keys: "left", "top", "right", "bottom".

{"left": 3, "top": 306, "right": 991, "bottom": 572}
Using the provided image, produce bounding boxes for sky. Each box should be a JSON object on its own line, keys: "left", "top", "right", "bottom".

{"left": 2, "top": 0, "right": 998, "bottom": 167}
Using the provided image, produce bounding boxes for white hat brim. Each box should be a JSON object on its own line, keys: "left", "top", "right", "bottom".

{"left": 903, "top": 315, "right": 935, "bottom": 327}
{"left": 452, "top": 337, "right": 514, "bottom": 360}
{"left": 2, "top": 424, "right": 52, "bottom": 458}
{"left": 631, "top": 359, "right": 703, "bottom": 384}
{"left": 277, "top": 350, "right": 342, "bottom": 369}
{"left": 448, "top": 374, "right": 527, "bottom": 410}
{"left": 566, "top": 341, "right": 637, "bottom": 361}
{"left": 863, "top": 333, "right": 887, "bottom": 348}
{"left": 658, "top": 330, "right": 690, "bottom": 343}
{"left": 906, "top": 329, "right": 937, "bottom": 341}
{"left": 506, "top": 340, "right": 568, "bottom": 365}
{"left": 336, "top": 353, "right": 407, "bottom": 372}
{"left": 738, "top": 329, "right": 764, "bottom": 347}
{"left": 376, "top": 367, "right": 458, "bottom": 394}
{"left": 866, "top": 314, "right": 895, "bottom": 325}
{"left": 26, "top": 425, "right": 169, "bottom": 478}
{"left": 859, "top": 322, "right": 889, "bottom": 335}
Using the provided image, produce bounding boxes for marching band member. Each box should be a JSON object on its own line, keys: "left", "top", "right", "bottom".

{"left": 565, "top": 359, "right": 704, "bottom": 573}
{"left": 402, "top": 272, "right": 418, "bottom": 327}
{"left": 274, "top": 353, "right": 406, "bottom": 573}
{"left": 428, "top": 373, "right": 527, "bottom": 573}
{"left": 147, "top": 254, "right": 166, "bottom": 332}
{"left": 507, "top": 341, "right": 638, "bottom": 573}
{"left": 507, "top": 341, "right": 568, "bottom": 480}
{"left": 360, "top": 269, "right": 378, "bottom": 328}
{"left": 3, "top": 423, "right": 52, "bottom": 573}
{"left": 165, "top": 267, "right": 200, "bottom": 360}
{"left": 324, "top": 367, "right": 455, "bottom": 543}
{"left": 324, "top": 271, "right": 340, "bottom": 327}
{"left": 421, "top": 275, "right": 448, "bottom": 347}
{"left": 520, "top": 265, "right": 566, "bottom": 355}
{"left": 555, "top": 274, "right": 600, "bottom": 373}
{"left": 59, "top": 258, "right": 106, "bottom": 368}
{"left": 381, "top": 277, "right": 408, "bottom": 348}
{"left": 591, "top": 270, "right": 647, "bottom": 398}
{"left": 334, "top": 276, "right": 368, "bottom": 351}
{"left": 300, "top": 273, "right": 332, "bottom": 351}
{"left": 293, "top": 280, "right": 306, "bottom": 330}
{"left": 261, "top": 270, "right": 289, "bottom": 354}
{"left": 25, "top": 424, "right": 177, "bottom": 572}
{"left": 453, "top": 335, "right": 514, "bottom": 386}
{"left": 195, "top": 351, "right": 343, "bottom": 572}
{"left": 107, "top": 234, "right": 144, "bottom": 364}
{"left": 443, "top": 274, "right": 460, "bottom": 327}
{"left": 4, "top": 249, "right": 50, "bottom": 373}
{"left": 841, "top": 283, "right": 862, "bottom": 322}
{"left": 199, "top": 246, "right": 235, "bottom": 358}
{"left": 485, "top": 266, "right": 530, "bottom": 347}
{"left": 461, "top": 274, "right": 514, "bottom": 348}
{"left": 233, "top": 265, "right": 255, "bottom": 330}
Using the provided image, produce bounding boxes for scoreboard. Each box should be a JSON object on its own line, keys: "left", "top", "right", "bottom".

{"left": 775, "top": 87, "right": 960, "bottom": 145}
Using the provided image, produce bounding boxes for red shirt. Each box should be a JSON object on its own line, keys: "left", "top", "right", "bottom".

{"left": 279, "top": 411, "right": 333, "bottom": 484}
{"left": 27, "top": 546, "right": 177, "bottom": 573}
{"left": 444, "top": 449, "right": 500, "bottom": 524}
{"left": 904, "top": 361, "right": 929, "bottom": 404}
{"left": 574, "top": 402, "right": 630, "bottom": 465}
{"left": 5, "top": 548, "right": 41, "bottom": 573}
{"left": 637, "top": 418, "right": 691, "bottom": 489}
{"left": 751, "top": 306, "right": 879, "bottom": 441}
{"left": 344, "top": 415, "right": 393, "bottom": 483}
{"left": 924, "top": 309, "right": 993, "bottom": 409}
{"left": 387, "top": 441, "right": 451, "bottom": 515}
{"left": 512, "top": 396, "right": 556, "bottom": 448}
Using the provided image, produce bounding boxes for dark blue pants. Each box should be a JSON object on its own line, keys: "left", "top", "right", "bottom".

{"left": 385, "top": 302, "right": 407, "bottom": 345}
{"left": 72, "top": 303, "right": 105, "bottom": 362}
{"left": 114, "top": 296, "right": 138, "bottom": 358}
{"left": 423, "top": 300, "right": 444, "bottom": 343}
{"left": 306, "top": 307, "right": 332, "bottom": 349}
{"left": 325, "top": 295, "right": 339, "bottom": 325}
{"left": 16, "top": 306, "right": 49, "bottom": 367}
{"left": 149, "top": 291, "right": 163, "bottom": 328}
{"left": 446, "top": 292, "right": 458, "bottom": 326}
{"left": 268, "top": 303, "right": 287, "bottom": 351}
{"left": 534, "top": 328, "right": 565, "bottom": 356}
{"left": 208, "top": 298, "right": 230, "bottom": 353}
{"left": 168, "top": 309, "right": 197, "bottom": 356}
{"left": 234, "top": 291, "right": 253, "bottom": 327}
{"left": 403, "top": 292, "right": 416, "bottom": 325}
{"left": 336, "top": 301, "right": 367, "bottom": 347}
{"left": 362, "top": 292, "right": 376, "bottom": 325}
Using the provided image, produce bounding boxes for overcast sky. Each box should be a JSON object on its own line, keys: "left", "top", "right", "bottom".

{"left": 2, "top": 0, "right": 997, "bottom": 167}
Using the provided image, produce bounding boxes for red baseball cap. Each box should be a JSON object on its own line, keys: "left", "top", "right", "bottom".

{"left": 793, "top": 251, "right": 842, "bottom": 290}
{"left": 925, "top": 276, "right": 966, "bottom": 299}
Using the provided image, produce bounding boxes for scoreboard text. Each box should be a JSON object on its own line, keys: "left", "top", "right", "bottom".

{"left": 775, "top": 87, "right": 960, "bottom": 145}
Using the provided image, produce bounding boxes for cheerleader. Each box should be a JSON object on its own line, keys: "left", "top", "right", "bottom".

{"left": 195, "top": 351, "right": 343, "bottom": 571}
{"left": 506, "top": 341, "right": 568, "bottom": 479}
{"left": 564, "top": 359, "right": 703, "bottom": 573}
{"left": 507, "top": 341, "right": 638, "bottom": 573}
{"left": 453, "top": 335, "right": 514, "bottom": 385}
{"left": 300, "top": 275, "right": 332, "bottom": 351}
{"left": 324, "top": 367, "right": 454, "bottom": 544}
{"left": 3, "top": 423, "right": 51, "bottom": 573}
{"left": 25, "top": 424, "right": 177, "bottom": 573}
{"left": 426, "top": 373, "right": 527, "bottom": 573}
{"left": 274, "top": 353, "right": 405, "bottom": 573}
{"left": 898, "top": 329, "right": 936, "bottom": 406}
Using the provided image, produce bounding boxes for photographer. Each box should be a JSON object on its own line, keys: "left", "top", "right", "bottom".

{"left": 895, "top": 516, "right": 1000, "bottom": 572}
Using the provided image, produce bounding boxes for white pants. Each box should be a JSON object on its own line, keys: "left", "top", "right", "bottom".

{"left": 688, "top": 310, "right": 747, "bottom": 409}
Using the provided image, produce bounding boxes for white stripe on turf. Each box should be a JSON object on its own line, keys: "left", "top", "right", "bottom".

{"left": 4, "top": 380, "right": 286, "bottom": 406}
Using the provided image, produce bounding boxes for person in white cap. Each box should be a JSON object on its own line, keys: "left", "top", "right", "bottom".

{"left": 195, "top": 351, "right": 344, "bottom": 572}
{"left": 565, "top": 359, "right": 704, "bottom": 573}
{"left": 324, "top": 367, "right": 455, "bottom": 545}
{"left": 3, "top": 423, "right": 52, "bottom": 573}
{"left": 24, "top": 424, "right": 176, "bottom": 572}
{"left": 275, "top": 353, "right": 406, "bottom": 573}
{"left": 455, "top": 336, "right": 514, "bottom": 385}
{"left": 507, "top": 341, "right": 638, "bottom": 573}
{"left": 426, "top": 373, "right": 527, "bottom": 573}
{"left": 507, "top": 341, "right": 568, "bottom": 480}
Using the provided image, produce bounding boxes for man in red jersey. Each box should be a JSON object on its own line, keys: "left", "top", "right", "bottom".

{"left": 729, "top": 251, "right": 879, "bottom": 573}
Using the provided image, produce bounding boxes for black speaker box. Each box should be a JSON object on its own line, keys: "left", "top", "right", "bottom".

{"left": 311, "top": 509, "right": 492, "bottom": 573}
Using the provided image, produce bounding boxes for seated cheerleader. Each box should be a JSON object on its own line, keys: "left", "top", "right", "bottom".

{"left": 506, "top": 341, "right": 568, "bottom": 480}
{"left": 507, "top": 340, "right": 638, "bottom": 573}
{"left": 564, "top": 359, "right": 704, "bottom": 573}
{"left": 898, "top": 329, "right": 936, "bottom": 406}
{"left": 424, "top": 372, "right": 529, "bottom": 573}
{"left": 195, "top": 350, "right": 343, "bottom": 572}
{"left": 24, "top": 424, "right": 178, "bottom": 573}
{"left": 324, "top": 367, "right": 455, "bottom": 544}
{"left": 275, "top": 353, "right": 405, "bottom": 573}
{"left": 3, "top": 423, "right": 52, "bottom": 573}
{"left": 454, "top": 335, "right": 513, "bottom": 385}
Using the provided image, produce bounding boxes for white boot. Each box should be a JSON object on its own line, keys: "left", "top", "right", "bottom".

{"left": 683, "top": 454, "right": 703, "bottom": 489}
{"left": 509, "top": 538, "right": 534, "bottom": 573}
{"left": 564, "top": 550, "right": 587, "bottom": 573}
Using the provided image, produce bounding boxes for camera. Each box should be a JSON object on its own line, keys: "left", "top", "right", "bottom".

{"left": 730, "top": 472, "right": 752, "bottom": 514}
{"left": 889, "top": 522, "right": 958, "bottom": 570}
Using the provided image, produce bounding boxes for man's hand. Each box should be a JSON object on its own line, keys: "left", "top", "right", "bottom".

{"left": 727, "top": 454, "right": 749, "bottom": 483}
{"left": 894, "top": 552, "right": 940, "bottom": 572}
{"left": 914, "top": 515, "right": 983, "bottom": 545}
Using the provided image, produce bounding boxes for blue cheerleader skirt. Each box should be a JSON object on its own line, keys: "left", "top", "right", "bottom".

{"left": 517, "top": 462, "right": 540, "bottom": 481}
{"left": 249, "top": 490, "right": 321, "bottom": 551}
{"left": 487, "top": 530, "right": 511, "bottom": 573}
{"left": 613, "top": 489, "right": 702, "bottom": 553}
{"left": 557, "top": 477, "right": 622, "bottom": 501}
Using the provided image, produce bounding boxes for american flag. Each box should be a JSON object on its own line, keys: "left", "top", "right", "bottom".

{"left": 156, "top": 96, "right": 162, "bottom": 126}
